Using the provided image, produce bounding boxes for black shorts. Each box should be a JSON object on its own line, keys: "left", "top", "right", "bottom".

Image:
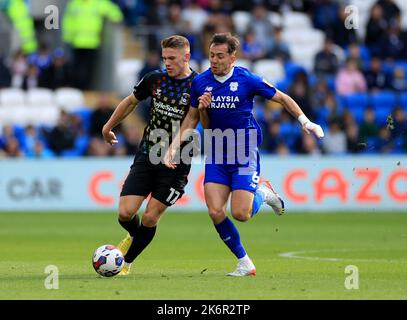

{"left": 120, "top": 152, "right": 191, "bottom": 207}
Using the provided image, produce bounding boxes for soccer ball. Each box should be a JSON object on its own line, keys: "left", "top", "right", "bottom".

{"left": 92, "top": 244, "right": 124, "bottom": 277}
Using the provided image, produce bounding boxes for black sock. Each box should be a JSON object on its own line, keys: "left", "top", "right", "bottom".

{"left": 118, "top": 215, "right": 140, "bottom": 237}
{"left": 124, "top": 223, "right": 157, "bottom": 263}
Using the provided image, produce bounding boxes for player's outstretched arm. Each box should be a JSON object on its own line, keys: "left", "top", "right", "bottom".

{"left": 102, "top": 94, "right": 139, "bottom": 145}
{"left": 271, "top": 89, "right": 324, "bottom": 139}
{"left": 164, "top": 107, "right": 200, "bottom": 169}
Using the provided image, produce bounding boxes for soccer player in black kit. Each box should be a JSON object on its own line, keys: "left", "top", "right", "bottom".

{"left": 102, "top": 35, "right": 197, "bottom": 275}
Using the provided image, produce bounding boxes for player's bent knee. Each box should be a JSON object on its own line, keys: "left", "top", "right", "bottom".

{"left": 118, "top": 208, "right": 134, "bottom": 221}
{"left": 231, "top": 209, "right": 251, "bottom": 222}
{"left": 208, "top": 208, "right": 226, "bottom": 224}
{"left": 142, "top": 212, "right": 160, "bottom": 227}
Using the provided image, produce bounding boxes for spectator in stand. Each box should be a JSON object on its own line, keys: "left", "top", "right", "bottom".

{"left": 311, "top": 78, "right": 330, "bottom": 108}
{"left": 87, "top": 136, "right": 111, "bottom": 156}
{"left": 90, "top": 94, "right": 117, "bottom": 137}
{"left": 379, "top": 20, "right": 407, "bottom": 61}
{"left": 38, "top": 48, "right": 72, "bottom": 89}
{"left": 375, "top": 0, "right": 401, "bottom": 26}
{"left": 10, "top": 49, "right": 28, "bottom": 88}
{"left": 314, "top": 37, "right": 339, "bottom": 78}
{"left": 296, "top": 132, "right": 322, "bottom": 155}
{"left": 22, "top": 125, "right": 39, "bottom": 154}
{"left": 46, "top": 110, "right": 76, "bottom": 156}
{"left": 364, "top": 56, "right": 391, "bottom": 92}
{"left": 359, "top": 107, "right": 379, "bottom": 142}
{"left": 327, "top": 5, "right": 357, "bottom": 48}
{"left": 345, "top": 120, "right": 361, "bottom": 153}
{"left": 157, "top": 3, "right": 192, "bottom": 41}
{"left": 288, "top": 71, "right": 314, "bottom": 119}
{"left": 27, "top": 43, "right": 52, "bottom": 74}
{"left": 138, "top": 50, "right": 161, "bottom": 80}
{"left": 246, "top": 4, "right": 274, "bottom": 54}
{"left": 346, "top": 43, "right": 364, "bottom": 70}
{"left": 265, "top": 120, "right": 285, "bottom": 153}
{"left": 391, "top": 67, "right": 407, "bottom": 92}
{"left": 267, "top": 27, "right": 291, "bottom": 63}
{"left": 21, "top": 63, "right": 39, "bottom": 90}
{"left": 0, "top": 54, "right": 11, "bottom": 88}
{"left": 391, "top": 106, "right": 407, "bottom": 140}
{"left": 62, "top": 0, "right": 123, "bottom": 90}
{"left": 322, "top": 118, "right": 347, "bottom": 154}
{"left": 241, "top": 29, "right": 267, "bottom": 62}
{"left": 365, "top": 4, "right": 388, "bottom": 56}
{"left": 335, "top": 58, "right": 367, "bottom": 96}
{"left": 312, "top": 0, "right": 340, "bottom": 32}
{"left": 181, "top": 0, "right": 209, "bottom": 34}
{"left": 376, "top": 126, "right": 395, "bottom": 153}
{"left": 3, "top": 137, "right": 24, "bottom": 157}
{"left": 122, "top": 123, "right": 142, "bottom": 155}
{"left": 27, "top": 140, "right": 54, "bottom": 158}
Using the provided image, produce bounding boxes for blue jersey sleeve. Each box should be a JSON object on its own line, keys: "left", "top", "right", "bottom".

{"left": 250, "top": 73, "right": 277, "bottom": 100}
{"left": 190, "top": 77, "right": 200, "bottom": 108}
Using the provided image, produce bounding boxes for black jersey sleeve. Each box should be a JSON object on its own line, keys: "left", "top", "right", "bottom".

{"left": 133, "top": 71, "right": 155, "bottom": 101}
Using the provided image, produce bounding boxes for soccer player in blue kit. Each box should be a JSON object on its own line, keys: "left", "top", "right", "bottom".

{"left": 165, "top": 33, "right": 324, "bottom": 276}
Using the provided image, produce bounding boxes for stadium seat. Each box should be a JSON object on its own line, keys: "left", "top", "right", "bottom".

{"left": 26, "top": 88, "right": 55, "bottom": 107}
{"left": 115, "top": 59, "right": 143, "bottom": 97}
{"left": 268, "top": 12, "right": 282, "bottom": 28}
{"left": 282, "top": 11, "right": 311, "bottom": 29}
{"left": 28, "top": 106, "right": 60, "bottom": 126}
{"left": 284, "top": 62, "right": 306, "bottom": 80}
{"left": 399, "top": 92, "right": 407, "bottom": 110}
{"left": 252, "top": 59, "right": 285, "bottom": 84}
{"left": 371, "top": 91, "right": 397, "bottom": 110}
{"left": 0, "top": 106, "right": 31, "bottom": 126}
{"left": 345, "top": 93, "right": 370, "bottom": 110}
{"left": 0, "top": 88, "right": 25, "bottom": 106}
{"left": 232, "top": 11, "right": 251, "bottom": 35}
{"left": 72, "top": 108, "right": 92, "bottom": 132}
{"left": 55, "top": 87, "right": 85, "bottom": 111}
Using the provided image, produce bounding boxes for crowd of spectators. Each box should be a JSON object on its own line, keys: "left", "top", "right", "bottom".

{"left": 1, "top": 0, "right": 407, "bottom": 158}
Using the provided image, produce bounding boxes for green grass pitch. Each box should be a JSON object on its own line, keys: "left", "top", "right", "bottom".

{"left": 1, "top": 211, "right": 407, "bottom": 300}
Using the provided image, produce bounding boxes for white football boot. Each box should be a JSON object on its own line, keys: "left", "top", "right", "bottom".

{"left": 227, "top": 256, "right": 256, "bottom": 277}
{"left": 258, "top": 178, "right": 285, "bottom": 216}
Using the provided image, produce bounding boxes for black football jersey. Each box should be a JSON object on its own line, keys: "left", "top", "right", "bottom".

{"left": 133, "top": 69, "right": 198, "bottom": 154}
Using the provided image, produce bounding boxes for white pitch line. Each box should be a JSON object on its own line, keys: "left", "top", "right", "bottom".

{"left": 279, "top": 249, "right": 407, "bottom": 263}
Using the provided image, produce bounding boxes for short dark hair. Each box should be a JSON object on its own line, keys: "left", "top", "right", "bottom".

{"left": 161, "top": 35, "right": 190, "bottom": 50}
{"left": 210, "top": 33, "right": 240, "bottom": 54}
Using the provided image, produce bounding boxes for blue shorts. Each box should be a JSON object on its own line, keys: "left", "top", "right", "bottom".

{"left": 204, "top": 151, "right": 261, "bottom": 193}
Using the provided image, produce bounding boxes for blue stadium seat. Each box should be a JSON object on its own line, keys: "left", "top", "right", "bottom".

{"left": 399, "top": 92, "right": 407, "bottom": 111}
{"left": 275, "top": 79, "right": 291, "bottom": 92}
{"left": 345, "top": 93, "right": 370, "bottom": 110}
{"left": 371, "top": 91, "right": 397, "bottom": 109}
{"left": 71, "top": 108, "right": 92, "bottom": 132}
{"left": 284, "top": 62, "right": 306, "bottom": 80}
{"left": 371, "top": 91, "right": 397, "bottom": 126}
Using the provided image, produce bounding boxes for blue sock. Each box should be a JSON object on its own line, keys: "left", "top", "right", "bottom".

{"left": 251, "top": 189, "right": 264, "bottom": 217}
{"left": 214, "top": 217, "right": 246, "bottom": 259}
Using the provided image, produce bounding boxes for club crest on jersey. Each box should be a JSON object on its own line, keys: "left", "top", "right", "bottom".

{"left": 230, "top": 82, "right": 238, "bottom": 92}
{"left": 155, "top": 88, "right": 162, "bottom": 97}
{"left": 180, "top": 93, "right": 190, "bottom": 105}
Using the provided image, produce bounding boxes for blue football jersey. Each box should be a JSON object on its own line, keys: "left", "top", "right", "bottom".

{"left": 190, "top": 66, "right": 277, "bottom": 149}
